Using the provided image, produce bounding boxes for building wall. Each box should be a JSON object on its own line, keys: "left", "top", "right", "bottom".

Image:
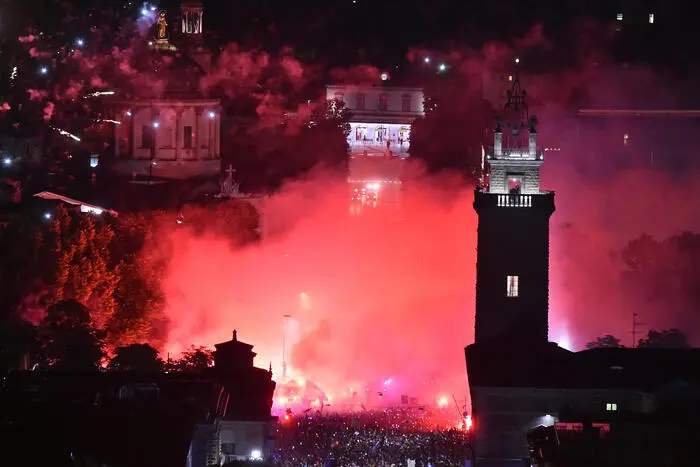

{"left": 326, "top": 85, "right": 424, "bottom": 117}
{"left": 219, "top": 420, "right": 273, "bottom": 463}
{"left": 473, "top": 191, "right": 555, "bottom": 343}
{"left": 113, "top": 100, "right": 221, "bottom": 180}
{"left": 471, "top": 386, "right": 651, "bottom": 463}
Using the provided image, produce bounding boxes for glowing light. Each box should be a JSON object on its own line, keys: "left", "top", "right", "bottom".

{"left": 54, "top": 127, "right": 81, "bottom": 142}
{"left": 277, "top": 396, "right": 289, "bottom": 406}
{"left": 208, "top": 111, "right": 216, "bottom": 119}
{"left": 424, "top": 57, "right": 430, "bottom": 64}
{"left": 39, "top": 66, "right": 48, "bottom": 75}
{"left": 44, "top": 212, "right": 52, "bottom": 220}
{"left": 250, "top": 449, "right": 262, "bottom": 461}
{"left": 515, "top": 57, "right": 520, "bottom": 64}
{"left": 85, "top": 90, "right": 115, "bottom": 98}
{"left": 617, "top": 13, "right": 623, "bottom": 21}
{"left": 125, "top": 110, "right": 132, "bottom": 117}
{"left": 2, "top": 157, "right": 11, "bottom": 166}
{"left": 437, "top": 396, "right": 449, "bottom": 408}
{"left": 465, "top": 414, "right": 473, "bottom": 431}
{"left": 649, "top": 13, "right": 654, "bottom": 24}
{"left": 380, "top": 72, "right": 388, "bottom": 81}
{"left": 89, "top": 155, "right": 99, "bottom": 168}
{"left": 150, "top": 5, "right": 157, "bottom": 11}
{"left": 438, "top": 63, "right": 447, "bottom": 72}
{"left": 141, "top": 8, "right": 148, "bottom": 15}
{"left": 556, "top": 333, "right": 572, "bottom": 351}
{"left": 75, "top": 38, "right": 84, "bottom": 47}
{"left": 384, "top": 378, "right": 392, "bottom": 386}
{"left": 152, "top": 121, "right": 159, "bottom": 128}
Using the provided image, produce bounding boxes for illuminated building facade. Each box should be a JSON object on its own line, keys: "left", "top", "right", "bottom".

{"left": 326, "top": 84, "right": 424, "bottom": 158}
{"left": 111, "top": 2, "right": 221, "bottom": 181}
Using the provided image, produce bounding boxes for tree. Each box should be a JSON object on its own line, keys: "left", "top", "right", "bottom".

{"left": 168, "top": 346, "right": 214, "bottom": 373}
{"left": 109, "top": 343, "right": 163, "bottom": 372}
{"left": 585, "top": 335, "right": 624, "bottom": 349}
{"left": 637, "top": 329, "right": 691, "bottom": 349}
{"left": 38, "top": 299, "right": 105, "bottom": 371}
{"left": 410, "top": 74, "right": 494, "bottom": 177}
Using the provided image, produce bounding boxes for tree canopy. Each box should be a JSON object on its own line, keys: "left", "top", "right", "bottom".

{"left": 585, "top": 334, "right": 625, "bottom": 349}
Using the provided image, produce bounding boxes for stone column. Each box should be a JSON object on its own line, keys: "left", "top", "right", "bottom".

{"left": 529, "top": 130, "right": 537, "bottom": 158}
{"left": 494, "top": 129, "right": 503, "bottom": 157}
{"left": 175, "top": 107, "right": 184, "bottom": 161}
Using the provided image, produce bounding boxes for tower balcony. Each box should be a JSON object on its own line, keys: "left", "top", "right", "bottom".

{"left": 473, "top": 190, "right": 555, "bottom": 210}
{"left": 486, "top": 146, "right": 544, "bottom": 161}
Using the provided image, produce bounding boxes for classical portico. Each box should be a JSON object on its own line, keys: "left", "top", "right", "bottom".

{"left": 113, "top": 99, "right": 222, "bottom": 180}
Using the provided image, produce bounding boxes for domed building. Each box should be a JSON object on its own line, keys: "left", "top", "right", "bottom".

{"left": 111, "top": 2, "right": 221, "bottom": 181}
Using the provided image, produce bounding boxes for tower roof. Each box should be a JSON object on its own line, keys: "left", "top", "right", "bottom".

{"left": 498, "top": 57, "right": 537, "bottom": 134}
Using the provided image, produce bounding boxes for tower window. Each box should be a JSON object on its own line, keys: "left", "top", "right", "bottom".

{"left": 648, "top": 13, "right": 655, "bottom": 24}
{"left": 506, "top": 275, "right": 519, "bottom": 297}
{"left": 606, "top": 403, "right": 618, "bottom": 412}
{"left": 616, "top": 13, "right": 623, "bottom": 21}
{"left": 508, "top": 177, "right": 522, "bottom": 194}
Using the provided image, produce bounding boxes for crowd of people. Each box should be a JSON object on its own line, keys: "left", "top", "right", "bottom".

{"left": 272, "top": 408, "right": 473, "bottom": 466}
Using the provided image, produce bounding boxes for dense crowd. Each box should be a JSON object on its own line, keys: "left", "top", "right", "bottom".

{"left": 273, "top": 408, "right": 472, "bottom": 467}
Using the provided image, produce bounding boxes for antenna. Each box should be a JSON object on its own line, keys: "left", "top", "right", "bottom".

{"left": 631, "top": 313, "right": 645, "bottom": 348}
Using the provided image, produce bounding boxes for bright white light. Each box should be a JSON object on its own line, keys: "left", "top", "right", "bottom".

{"left": 150, "top": 5, "right": 157, "bottom": 11}
{"left": 424, "top": 57, "right": 430, "bottom": 64}
{"left": 373, "top": 183, "right": 380, "bottom": 190}
{"left": 39, "top": 66, "right": 48, "bottom": 75}
{"left": 437, "top": 396, "right": 449, "bottom": 408}
{"left": 380, "top": 72, "right": 388, "bottom": 81}
{"left": 617, "top": 13, "right": 623, "bottom": 21}
{"left": 89, "top": 155, "right": 99, "bottom": 168}
{"left": 384, "top": 378, "right": 392, "bottom": 386}
{"left": 648, "top": 13, "right": 654, "bottom": 24}
{"left": 438, "top": 63, "right": 447, "bottom": 72}
{"left": 125, "top": 110, "right": 132, "bottom": 117}
{"left": 44, "top": 213, "right": 52, "bottom": 220}
{"left": 80, "top": 205, "right": 103, "bottom": 215}
{"left": 75, "top": 38, "right": 84, "bottom": 47}
{"left": 141, "top": 8, "right": 148, "bottom": 15}
{"left": 2, "top": 157, "right": 10, "bottom": 166}
{"left": 250, "top": 449, "right": 262, "bottom": 460}
{"left": 514, "top": 57, "right": 520, "bottom": 64}
{"left": 208, "top": 111, "right": 215, "bottom": 119}
{"left": 542, "top": 414, "right": 555, "bottom": 426}
{"left": 152, "top": 121, "right": 159, "bottom": 128}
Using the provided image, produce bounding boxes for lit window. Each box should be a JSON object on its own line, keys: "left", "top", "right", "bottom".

{"left": 506, "top": 275, "right": 519, "bottom": 297}
{"left": 606, "top": 403, "right": 618, "bottom": 411}
{"left": 183, "top": 126, "right": 193, "bottom": 149}
{"left": 648, "top": 13, "right": 654, "bottom": 24}
{"left": 623, "top": 133, "right": 629, "bottom": 146}
{"left": 508, "top": 75, "right": 513, "bottom": 82}
{"left": 616, "top": 13, "right": 623, "bottom": 21}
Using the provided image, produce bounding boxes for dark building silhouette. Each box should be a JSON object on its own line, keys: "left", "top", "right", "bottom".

{"left": 1, "top": 331, "right": 275, "bottom": 467}
{"left": 466, "top": 64, "right": 700, "bottom": 467}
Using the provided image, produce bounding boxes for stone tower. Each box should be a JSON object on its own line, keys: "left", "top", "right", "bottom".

{"left": 473, "top": 59, "right": 555, "bottom": 344}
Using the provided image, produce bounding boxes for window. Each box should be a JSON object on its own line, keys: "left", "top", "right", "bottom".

{"left": 506, "top": 275, "right": 519, "bottom": 297}
{"left": 606, "top": 403, "right": 618, "bottom": 412}
{"left": 356, "top": 93, "right": 365, "bottom": 111}
{"left": 184, "top": 126, "right": 193, "bottom": 149}
{"left": 402, "top": 94, "right": 411, "bottom": 112}
{"left": 141, "top": 125, "right": 153, "bottom": 148}
{"left": 623, "top": 133, "right": 629, "bottom": 146}
{"left": 378, "top": 93, "right": 388, "bottom": 111}
{"left": 648, "top": 13, "right": 654, "bottom": 24}
{"left": 508, "top": 177, "right": 522, "bottom": 194}
{"left": 616, "top": 13, "right": 623, "bottom": 21}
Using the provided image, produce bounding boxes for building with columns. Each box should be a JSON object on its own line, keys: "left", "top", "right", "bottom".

{"left": 465, "top": 65, "right": 700, "bottom": 467}
{"left": 111, "top": 2, "right": 220, "bottom": 181}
